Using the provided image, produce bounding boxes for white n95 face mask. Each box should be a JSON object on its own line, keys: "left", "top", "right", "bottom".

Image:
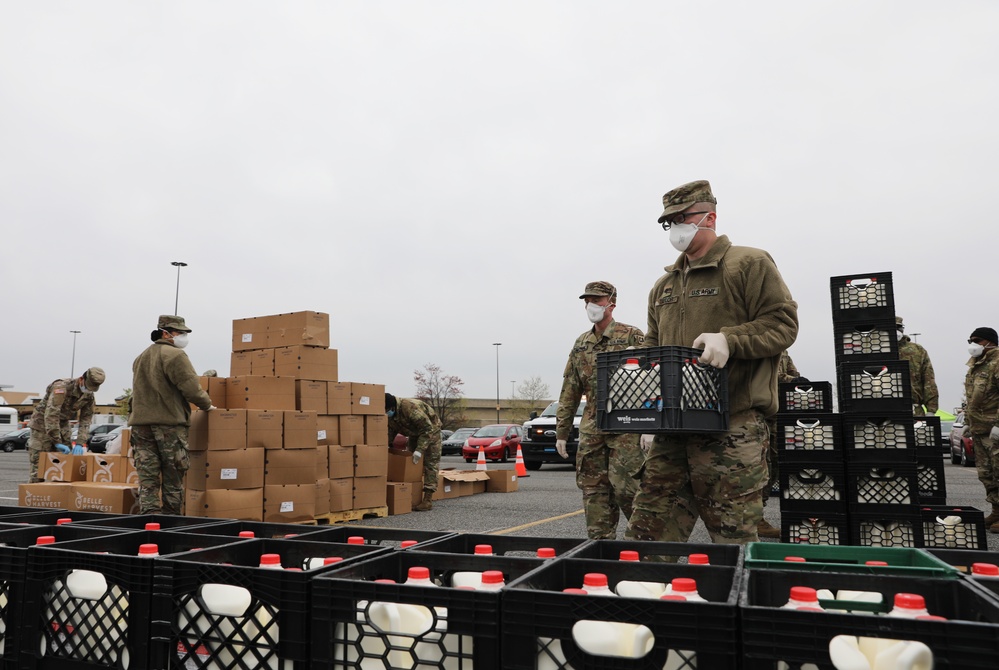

{"left": 668, "top": 213, "right": 710, "bottom": 252}
{"left": 172, "top": 333, "right": 189, "bottom": 349}
{"left": 969, "top": 343, "right": 985, "bottom": 357}
{"left": 585, "top": 303, "right": 606, "bottom": 323}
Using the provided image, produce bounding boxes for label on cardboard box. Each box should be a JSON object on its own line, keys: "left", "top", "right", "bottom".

{"left": 280, "top": 501, "right": 294, "bottom": 512}
{"left": 318, "top": 430, "right": 326, "bottom": 440}
{"left": 242, "top": 334, "right": 253, "bottom": 342}
{"left": 221, "top": 468, "right": 238, "bottom": 480}
{"left": 359, "top": 396, "right": 370, "bottom": 406}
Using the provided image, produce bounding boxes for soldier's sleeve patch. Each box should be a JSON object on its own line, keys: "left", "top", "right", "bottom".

{"left": 689, "top": 287, "right": 719, "bottom": 297}
{"left": 54, "top": 388, "right": 65, "bottom": 394}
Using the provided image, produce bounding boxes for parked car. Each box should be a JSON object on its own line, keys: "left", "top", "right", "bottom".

{"left": 0, "top": 427, "right": 30, "bottom": 452}
{"left": 88, "top": 425, "right": 126, "bottom": 454}
{"left": 441, "top": 429, "right": 454, "bottom": 441}
{"left": 949, "top": 412, "right": 975, "bottom": 467}
{"left": 939, "top": 418, "right": 955, "bottom": 452}
{"left": 442, "top": 427, "right": 477, "bottom": 456}
{"left": 462, "top": 424, "right": 524, "bottom": 462}
{"left": 521, "top": 400, "right": 584, "bottom": 470}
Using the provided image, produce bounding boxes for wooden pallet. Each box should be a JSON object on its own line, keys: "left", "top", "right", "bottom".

{"left": 315, "top": 506, "right": 389, "bottom": 525}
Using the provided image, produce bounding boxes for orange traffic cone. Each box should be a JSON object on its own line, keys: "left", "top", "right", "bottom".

{"left": 476, "top": 445, "right": 488, "bottom": 471}
{"left": 514, "top": 444, "right": 529, "bottom": 478}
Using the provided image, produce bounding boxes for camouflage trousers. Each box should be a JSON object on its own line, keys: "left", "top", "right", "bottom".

{"left": 764, "top": 417, "right": 778, "bottom": 509}
{"left": 27, "top": 429, "right": 64, "bottom": 483}
{"left": 971, "top": 432, "right": 999, "bottom": 507}
{"left": 131, "top": 424, "right": 191, "bottom": 515}
{"left": 626, "top": 410, "right": 770, "bottom": 545}
{"left": 576, "top": 431, "right": 644, "bottom": 540}
{"left": 418, "top": 432, "right": 442, "bottom": 493}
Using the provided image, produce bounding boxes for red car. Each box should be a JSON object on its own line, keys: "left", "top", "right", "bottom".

{"left": 462, "top": 424, "right": 524, "bottom": 463}
{"left": 949, "top": 412, "right": 975, "bottom": 467}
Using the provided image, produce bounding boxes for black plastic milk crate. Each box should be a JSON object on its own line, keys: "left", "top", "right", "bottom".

{"left": 18, "top": 529, "right": 243, "bottom": 670}
{"left": 311, "top": 550, "right": 545, "bottom": 670}
{"left": 919, "top": 506, "right": 987, "bottom": 551}
{"left": 0, "top": 524, "right": 131, "bottom": 668}
{"left": 502, "top": 557, "right": 740, "bottom": 669}
{"left": 154, "top": 536, "right": 388, "bottom": 670}
{"left": 836, "top": 360, "right": 913, "bottom": 413}
{"left": 780, "top": 510, "right": 851, "bottom": 545}
{"left": 776, "top": 414, "right": 842, "bottom": 452}
{"left": 72, "top": 513, "right": 232, "bottom": 532}
{"left": 596, "top": 346, "right": 729, "bottom": 434}
{"left": 850, "top": 504, "right": 924, "bottom": 547}
{"left": 841, "top": 412, "right": 917, "bottom": 460}
{"left": 847, "top": 460, "right": 919, "bottom": 506}
{"left": 926, "top": 548, "right": 999, "bottom": 600}
{"left": 779, "top": 452, "right": 847, "bottom": 514}
{"left": 832, "top": 318, "right": 900, "bottom": 363}
{"left": 778, "top": 381, "right": 834, "bottom": 413}
{"left": 162, "top": 519, "right": 331, "bottom": 539}
{"left": 913, "top": 415, "right": 943, "bottom": 449}
{"left": 282, "top": 524, "right": 456, "bottom": 549}
{"left": 829, "top": 271, "right": 896, "bottom": 323}
{"left": 917, "top": 455, "right": 947, "bottom": 505}
{"left": 409, "top": 532, "right": 588, "bottom": 558}
{"left": 740, "top": 568, "right": 999, "bottom": 669}
{"left": 0, "top": 510, "right": 130, "bottom": 525}
{"left": 567, "top": 538, "right": 743, "bottom": 566}
{"left": 0, "top": 505, "right": 66, "bottom": 519}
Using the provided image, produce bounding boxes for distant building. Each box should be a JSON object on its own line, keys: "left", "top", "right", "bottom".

{"left": 457, "top": 397, "right": 554, "bottom": 428}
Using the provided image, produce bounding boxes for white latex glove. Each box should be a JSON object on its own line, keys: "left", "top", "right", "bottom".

{"left": 555, "top": 439, "right": 568, "bottom": 459}
{"left": 693, "top": 332, "right": 730, "bottom": 368}
{"left": 990, "top": 426, "right": 999, "bottom": 441}
{"left": 412, "top": 450, "right": 423, "bottom": 464}
{"left": 207, "top": 405, "right": 217, "bottom": 412}
{"left": 640, "top": 434, "right": 656, "bottom": 454}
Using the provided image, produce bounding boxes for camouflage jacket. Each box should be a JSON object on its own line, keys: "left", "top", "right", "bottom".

{"left": 964, "top": 347, "right": 999, "bottom": 433}
{"left": 130, "top": 340, "right": 211, "bottom": 427}
{"left": 898, "top": 336, "right": 939, "bottom": 414}
{"left": 646, "top": 235, "right": 798, "bottom": 417}
{"left": 29, "top": 378, "right": 96, "bottom": 443}
{"left": 387, "top": 398, "right": 441, "bottom": 453}
{"left": 557, "top": 319, "right": 645, "bottom": 440}
{"left": 778, "top": 351, "right": 800, "bottom": 383}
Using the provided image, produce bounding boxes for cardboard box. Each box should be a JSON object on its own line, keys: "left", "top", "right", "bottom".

{"left": 82, "top": 454, "right": 122, "bottom": 483}
{"left": 40, "top": 453, "right": 88, "bottom": 482}
{"left": 265, "top": 311, "right": 330, "bottom": 349}
{"left": 315, "top": 445, "right": 329, "bottom": 477}
{"left": 295, "top": 380, "right": 327, "bottom": 413}
{"left": 434, "top": 469, "right": 490, "bottom": 499}
{"left": 284, "top": 411, "right": 318, "bottom": 449}
{"left": 188, "top": 409, "right": 248, "bottom": 451}
{"left": 193, "top": 376, "right": 228, "bottom": 409}
{"left": 263, "top": 484, "right": 316, "bottom": 523}
{"left": 339, "top": 415, "right": 364, "bottom": 446}
{"left": 230, "top": 351, "right": 252, "bottom": 376}
{"left": 485, "top": 470, "right": 519, "bottom": 492}
{"left": 274, "top": 346, "right": 338, "bottom": 382}
{"left": 121, "top": 428, "right": 132, "bottom": 458}
{"left": 317, "top": 415, "right": 339, "bottom": 446}
{"left": 411, "top": 483, "right": 426, "bottom": 507}
{"left": 386, "top": 482, "right": 413, "bottom": 516}
{"left": 188, "top": 448, "right": 265, "bottom": 490}
{"left": 364, "top": 415, "right": 389, "bottom": 447}
{"left": 226, "top": 376, "right": 296, "bottom": 411}
{"left": 354, "top": 445, "right": 388, "bottom": 478}
{"left": 471, "top": 480, "right": 487, "bottom": 495}
{"left": 264, "top": 448, "right": 317, "bottom": 485}
{"left": 19, "top": 482, "right": 73, "bottom": 509}
{"left": 186, "top": 488, "right": 263, "bottom": 521}
{"left": 314, "top": 478, "right": 331, "bottom": 516}
{"left": 327, "top": 382, "right": 351, "bottom": 414}
{"left": 432, "top": 475, "right": 458, "bottom": 500}
{"left": 250, "top": 349, "right": 275, "bottom": 376}
{"left": 353, "top": 475, "right": 387, "bottom": 509}
{"left": 71, "top": 482, "right": 139, "bottom": 514}
{"left": 328, "top": 445, "right": 353, "bottom": 479}
{"left": 232, "top": 316, "right": 269, "bottom": 352}
{"left": 350, "top": 382, "right": 385, "bottom": 415}
{"left": 387, "top": 449, "right": 423, "bottom": 483}
{"left": 121, "top": 456, "right": 139, "bottom": 487}
{"left": 247, "top": 410, "right": 283, "bottom": 450}
{"left": 330, "top": 478, "right": 352, "bottom": 512}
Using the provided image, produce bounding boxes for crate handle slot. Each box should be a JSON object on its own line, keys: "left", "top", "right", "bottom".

{"left": 845, "top": 277, "right": 877, "bottom": 289}
{"left": 861, "top": 366, "right": 889, "bottom": 378}
{"left": 794, "top": 419, "right": 822, "bottom": 429}
{"left": 867, "top": 468, "right": 896, "bottom": 480}
{"left": 795, "top": 470, "right": 829, "bottom": 484}
{"left": 792, "top": 385, "right": 815, "bottom": 394}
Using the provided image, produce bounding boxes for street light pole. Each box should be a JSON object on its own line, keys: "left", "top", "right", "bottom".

{"left": 910, "top": 332, "right": 921, "bottom": 343}
{"left": 511, "top": 380, "right": 516, "bottom": 398}
{"left": 493, "top": 343, "right": 502, "bottom": 423}
{"left": 70, "top": 330, "right": 81, "bottom": 378}
{"left": 171, "top": 261, "right": 188, "bottom": 314}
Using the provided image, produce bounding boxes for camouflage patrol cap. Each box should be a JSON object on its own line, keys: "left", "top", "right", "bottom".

{"left": 158, "top": 315, "right": 192, "bottom": 333}
{"left": 896, "top": 316, "right": 904, "bottom": 330}
{"left": 657, "top": 179, "right": 718, "bottom": 223}
{"left": 83, "top": 367, "right": 105, "bottom": 391}
{"left": 579, "top": 281, "right": 617, "bottom": 299}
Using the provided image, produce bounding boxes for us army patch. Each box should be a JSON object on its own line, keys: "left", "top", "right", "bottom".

{"left": 54, "top": 388, "right": 65, "bottom": 394}
{"left": 689, "top": 287, "right": 719, "bottom": 297}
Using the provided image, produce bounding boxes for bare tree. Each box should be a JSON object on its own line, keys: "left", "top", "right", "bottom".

{"left": 413, "top": 363, "right": 465, "bottom": 429}
{"left": 509, "top": 376, "right": 552, "bottom": 424}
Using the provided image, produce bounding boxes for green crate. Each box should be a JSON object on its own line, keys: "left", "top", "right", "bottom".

{"left": 744, "top": 542, "right": 959, "bottom": 577}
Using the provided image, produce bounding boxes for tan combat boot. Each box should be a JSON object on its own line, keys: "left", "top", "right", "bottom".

{"left": 985, "top": 506, "right": 999, "bottom": 527}
{"left": 757, "top": 518, "right": 781, "bottom": 539}
{"left": 414, "top": 491, "right": 434, "bottom": 512}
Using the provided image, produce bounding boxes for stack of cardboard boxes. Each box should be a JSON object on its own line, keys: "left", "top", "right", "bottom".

{"left": 19, "top": 445, "right": 139, "bottom": 514}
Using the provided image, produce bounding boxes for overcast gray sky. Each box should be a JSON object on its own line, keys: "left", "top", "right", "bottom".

{"left": 2, "top": 2, "right": 996, "bottom": 414}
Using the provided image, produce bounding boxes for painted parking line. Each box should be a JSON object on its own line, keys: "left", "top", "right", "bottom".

{"left": 489, "top": 509, "right": 584, "bottom": 535}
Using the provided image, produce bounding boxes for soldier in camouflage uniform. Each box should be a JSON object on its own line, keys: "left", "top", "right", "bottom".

{"left": 626, "top": 180, "right": 798, "bottom": 546}
{"left": 27, "top": 367, "right": 105, "bottom": 482}
{"left": 896, "top": 316, "right": 939, "bottom": 416}
{"left": 556, "top": 281, "right": 646, "bottom": 540}
{"left": 130, "top": 316, "right": 214, "bottom": 515}
{"left": 963, "top": 327, "right": 999, "bottom": 532}
{"left": 758, "top": 351, "right": 801, "bottom": 538}
{"left": 386, "top": 393, "right": 442, "bottom": 511}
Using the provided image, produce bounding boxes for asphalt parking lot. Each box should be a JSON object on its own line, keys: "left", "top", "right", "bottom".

{"left": 2, "top": 450, "right": 996, "bottom": 551}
